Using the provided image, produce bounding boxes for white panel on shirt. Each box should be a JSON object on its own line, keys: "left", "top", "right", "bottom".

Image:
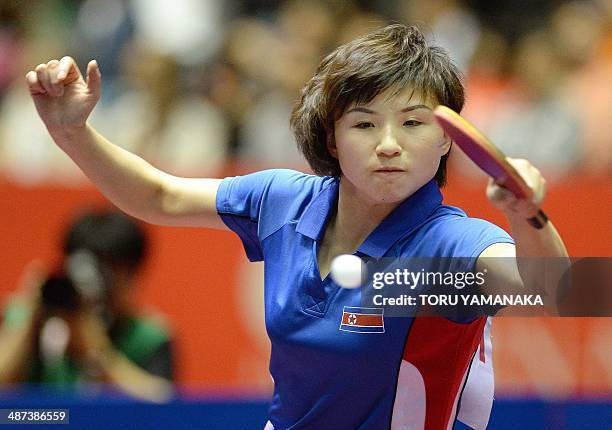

{"left": 391, "top": 361, "right": 427, "bottom": 429}
{"left": 456, "top": 317, "right": 494, "bottom": 430}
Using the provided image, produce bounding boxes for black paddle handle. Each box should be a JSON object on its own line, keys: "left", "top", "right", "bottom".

{"left": 527, "top": 209, "right": 549, "bottom": 229}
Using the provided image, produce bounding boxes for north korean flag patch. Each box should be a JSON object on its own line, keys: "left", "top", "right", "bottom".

{"left": 339, "top": 306, "right": 385, "bottom": 333}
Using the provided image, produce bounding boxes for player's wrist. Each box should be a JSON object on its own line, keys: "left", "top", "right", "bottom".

{"left": 48, "top": 123, "right": 90, "bottom": 146}
{"left": 502, "top": 207, "right": 537, "bottom": 219}
{"left": 504, "top": 208, "right": 548, "bottom": 230}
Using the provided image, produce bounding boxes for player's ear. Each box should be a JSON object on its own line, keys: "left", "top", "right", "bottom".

{"left": 327, "top": 134, "right": 338, "bottom": 159}
{"left": 440, "top": 132, "right": 452, "bottom": 155}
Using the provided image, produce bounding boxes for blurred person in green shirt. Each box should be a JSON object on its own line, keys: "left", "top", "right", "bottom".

{"left": 0, "top": 210, "right": 174, "bottom": 402}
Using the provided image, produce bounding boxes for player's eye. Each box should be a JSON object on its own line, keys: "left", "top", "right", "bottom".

{"left": 403, "top": 120, "right": 422, "bottom": 127}
{"left": 354, "top": 122, "right": 374, "bottom": 129}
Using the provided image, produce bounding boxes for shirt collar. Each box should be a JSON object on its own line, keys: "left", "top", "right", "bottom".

{"left": 357, "top": 179, "right": 442, "bottom": 257}
{"left": 296, "top": 178, "right": 442, "bottom": 258}
{"left": 296, "top": 177, "right": 339, "bottom": 241}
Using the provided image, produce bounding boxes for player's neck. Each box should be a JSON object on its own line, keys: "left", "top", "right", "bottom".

{"left": 318, "top": 184, "right": 397, "bottom": 279}
{"left": 331, "top": 179, "right": 399, "bottom": 252}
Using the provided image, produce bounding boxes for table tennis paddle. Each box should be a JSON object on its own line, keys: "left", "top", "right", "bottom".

{"left": 433, "top": 105, "right": 548, "bottom": 229}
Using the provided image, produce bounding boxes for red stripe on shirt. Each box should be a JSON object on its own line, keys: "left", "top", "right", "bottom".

{"left": 401, "top": 312, "right": 486, "bottom": 430}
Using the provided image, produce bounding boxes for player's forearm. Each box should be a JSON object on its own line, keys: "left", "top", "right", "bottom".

{"left": 507, "top": 215, "right": 570, "bottom": 312}
{"left": 506, "top": 215, "right": 568, "bottom": 258}
{"left": 50, "top": 124, "right": 170, "bottom": 224}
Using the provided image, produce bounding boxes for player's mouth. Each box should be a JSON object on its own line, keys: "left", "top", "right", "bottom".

{"left": 374, "top": 167, "right": 405, "bottom": 174}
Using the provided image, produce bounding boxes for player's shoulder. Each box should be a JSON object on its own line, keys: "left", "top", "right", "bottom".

{"left": 431, "top": 204, "right": 508, "bottom": 235}
{"left": 269, "top": 168, "right": 331, "bottom": 192}
{"left": 243, "top": 169, "right": 335, "bottom": 236}
{"left": 218, "top": 168, "right": 331, "bottom": 216}
{"left": 235, "top": 168, "right": 330, "bottom": 196}
{"left": 435, "top": 205, "right": 513, "bottom": 255}
{"left": 395, "top": 204, "right": 513, "bottom": 258}
{"left": 252, "top": 169, "right": 334, "bottom": 208}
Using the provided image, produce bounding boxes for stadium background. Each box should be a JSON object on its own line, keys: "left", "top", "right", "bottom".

{"left": 1, "top": 0, "right": 611, "bottom": 428}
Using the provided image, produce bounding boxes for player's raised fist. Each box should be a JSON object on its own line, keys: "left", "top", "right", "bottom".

{"left": 25, "top": 56, "right": 101, "bottom": 134}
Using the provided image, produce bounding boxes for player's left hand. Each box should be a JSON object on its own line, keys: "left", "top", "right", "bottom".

{"left": 486, "top": 158, "right": 546, "bottom": 219}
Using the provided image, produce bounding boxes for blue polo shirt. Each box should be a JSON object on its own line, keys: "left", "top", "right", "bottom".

{"left": 216, "top": 169, "right": 513, "bottom": 430}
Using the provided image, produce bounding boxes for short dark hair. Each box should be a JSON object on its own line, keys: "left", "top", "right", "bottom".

{"left": 290, "top": 23, "right": 465, "bottom": 186}
{"left": 64, "top": 210, "right": 147, "bottom": 270}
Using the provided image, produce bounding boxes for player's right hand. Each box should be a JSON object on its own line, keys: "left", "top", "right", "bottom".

{"left": 486, "top": 158, "right": 546, "bottom": 220}
{"left": 25, "top": 57, "right": 101, "bottom": 134}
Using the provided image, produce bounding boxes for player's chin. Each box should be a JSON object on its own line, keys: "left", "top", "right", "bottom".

{"left": 370, "top": 171, "right": 409, "bottom": 186}
{"left": 366, "top": 186, "right": 409, "bottom": 205}
{"left": 366, "top": 173, "right": 427, "bottom": 203}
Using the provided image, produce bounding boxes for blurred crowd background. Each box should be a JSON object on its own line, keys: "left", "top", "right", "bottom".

{"left": 0, "top": 1, "right": 611, "bottom": 425}
{"left": 0, "top": 0, "right": 611, "bottom": 184}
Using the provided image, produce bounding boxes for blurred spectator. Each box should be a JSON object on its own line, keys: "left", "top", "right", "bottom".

{"left": 90, "top": 43, "right": 229, "bottom": 177}
{"left": 462, "top": 28, "right": 517, "bottom": 131}
{"left": 204, "top": 59, "right": 257, "bottom": 156}
{"left": 554, "top": 0, "right": 612, "bottom": 174}
{"left": 0, "top": 2, "right": 27, "bottom": 96}
{"left": 469, "top": 0, "right": 558, "bottom": 46}
{"left": 70, "top": 0, "right": 135, "bottom": 85}
{"left": 0, "top": 210, "right": 174, "bottom": 403}
{"left": 398, "top": 0, "right": 481, "bottom": 72}
{"left": 226, "top": 11, "right": 319, "bottom": 167}
{"left": 0, "top": 76, "right": 84, "bottom": 184}
{"left": 334, "top": 6, "right": 387, "bottom": 45}
{"left": 487, "top": 29, "right": 582, "bottom": 176}
{"left": 452, "top": 27, "right": 524, "bottom": 178}
{"left": 0, "top": 1, "right": 84, "bottom": 184}
{"left": 130, "top": 0, "right": 226, "bottom": 66}
{"left": 1, "top": 0, "right": 611, "bottom": 181}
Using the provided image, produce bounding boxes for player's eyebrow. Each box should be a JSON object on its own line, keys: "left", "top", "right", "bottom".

{"left": 345, "top": 107, "right": 376, "bottom": 115}
{"left": 400, "top": 104, "right": 432, "bottom": 112}
{"left": 345, "top": 104, "right": 432, "bottom": 115}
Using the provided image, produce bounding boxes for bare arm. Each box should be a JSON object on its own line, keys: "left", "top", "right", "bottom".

{"left": 476, "top": 159, "right": 570, "bottom": 313}
{"left": 51, "top": 125, "right": 225, "bottom": 228}
{"left": 26, "top": 57, "right": 226, "bottom": 229}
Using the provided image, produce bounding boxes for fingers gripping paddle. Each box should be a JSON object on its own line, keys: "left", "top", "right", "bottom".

{"left": 433, "top": 105, "right": 548, "bottom": 229}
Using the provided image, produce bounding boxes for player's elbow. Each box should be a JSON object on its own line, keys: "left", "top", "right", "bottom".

{"left": 141, "top": 175, "right": 194, "bottom": 226}
{"left": 109, "top": 180, "right": 170, "bottom": 227}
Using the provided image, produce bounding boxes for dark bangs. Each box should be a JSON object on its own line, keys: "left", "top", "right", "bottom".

{"left": 324, "top": 25, "right": 464, "bottom": 121}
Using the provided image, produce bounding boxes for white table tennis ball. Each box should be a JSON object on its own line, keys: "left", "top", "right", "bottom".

{"left": 330, "top": 254, "right": 364, "bottom": 289}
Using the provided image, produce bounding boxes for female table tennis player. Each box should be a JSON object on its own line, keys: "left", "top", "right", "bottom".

{"left": 27, "top": 24, "right": 568, "bottom": 429}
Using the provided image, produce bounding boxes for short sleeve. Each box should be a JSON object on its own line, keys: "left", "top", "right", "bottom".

{"left": 216, "top": 169, "right": 323, "bottom": 261}
{"left": 434, "top": 217, "right": 514, "bottom": 279}
{"left": 396, "top": 210, "right": 516, "bottom": 322}
{"left": 443, "top": 218, "right": 514, "bottom": 320}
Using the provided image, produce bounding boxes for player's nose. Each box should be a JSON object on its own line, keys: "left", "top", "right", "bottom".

{"left": 376, "top": 126, "right": 401, "bottom": 157}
